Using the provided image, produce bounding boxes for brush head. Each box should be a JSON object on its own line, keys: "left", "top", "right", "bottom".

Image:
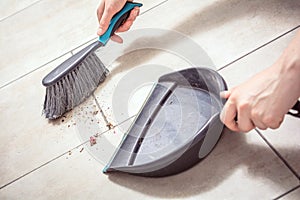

{"left": 43, "top": 52, "right": 108, "bottom": 119}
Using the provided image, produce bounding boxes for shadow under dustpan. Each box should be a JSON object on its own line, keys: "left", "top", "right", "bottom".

{"left": 103, "top": 67, "right": 228, "bottom": 177}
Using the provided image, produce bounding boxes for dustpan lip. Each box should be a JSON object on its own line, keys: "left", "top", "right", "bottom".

{"left": 159, "top": 67, "right": 227, "bottom": 89}
{"left": 104, "top": 113, "right": 221, "bottom": 174}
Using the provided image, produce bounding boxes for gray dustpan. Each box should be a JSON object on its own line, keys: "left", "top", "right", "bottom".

{"left": 103, "top": 67, "right": 227, "bottom": 177}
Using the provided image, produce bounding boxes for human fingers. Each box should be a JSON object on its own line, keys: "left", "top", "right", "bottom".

{"left": 263, "top": 115, "right": 283, "bottom": 129}
{"left": 250, "top": 110, "right": 268, "bottom": 130}
{"left": 251, "top": 109, "right": 283, "bottom": 130}
{"left": 236, "top": 103, "right": 255, "bottom": 132}
{"left": 97, "top": 1, "right": 105, "bottom": 23}
{"left": 110, "top": 34, "right": 123, "bottom": 43}
{"left": 220, "top": 90, "right": 231, "bottom": 99}
{"left": 97, "top": 6, "right": 116, "bottom": 36}
{"left": 220, "top": 100, "right": 239, "bottom": 132}
{"left": 116, "top": 7, "right": 140, "bottom": 32}
{"left": 251, "top": 118, "right": 268, "bottom": 130}
{"left": 97, "top": 1, "right": 106, "bottom": 35}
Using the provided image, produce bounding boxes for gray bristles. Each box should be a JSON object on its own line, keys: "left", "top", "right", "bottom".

{"left": 43, "top": 53, "right": 108, "bottom": 119}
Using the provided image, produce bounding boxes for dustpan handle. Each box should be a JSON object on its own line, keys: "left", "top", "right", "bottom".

{"left": 232, "top": 100, "right": 300, "bottom": 124}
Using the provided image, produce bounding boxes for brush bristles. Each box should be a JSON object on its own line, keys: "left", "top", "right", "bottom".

{"left": 43, "top": 53, "right": 108, "bottom": 119}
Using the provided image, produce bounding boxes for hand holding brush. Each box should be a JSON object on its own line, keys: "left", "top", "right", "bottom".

{"left": 97, "top": 0, "right": 140, "bottom": 43}
{"left": 42, "top": 1, "right": 142, "bottom": 119}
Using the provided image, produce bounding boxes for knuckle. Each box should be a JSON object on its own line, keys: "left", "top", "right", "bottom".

{"left": 251, "top": 110, "right": 260, "bottom": 119}
{"left": 262, "top": 115, "right": 280, "bottom": 129}
{"left": 229, "top": 93, "right": 237, "bottom": 102}
{"left": 240, "top": 126, "right": 253, "bottom": 133}
{"left": 99, "top": 21, "right": 107, "bottom": 28}
{"left": 227, "top": 99, "right": 235, "bottom": 107}
{"left": 269, "top": 124, "right": 280, "bottom": 129}
{"left": 237, "top": 121, "right": 254, "bottom": 132}
{"left": 270, "top": 119, "right": 282, "bottom": 129}
{"left": 106, "top": 5, "right": 114, "bottom": 13}
{"left": 262, "top": 116, "right": 273, "bottom": 126}
{"left": 239, "top": 101, "right": 249, "bottom": 111}
{"left": 254, "top": 122, "right": 267, "bottom": 130}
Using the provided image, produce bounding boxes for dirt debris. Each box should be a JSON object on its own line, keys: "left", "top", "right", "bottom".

{"left": 93, "top": 111, "right": 99, "bottom": 115}
{"left": 90, "top": 136, "right": 97, "bottom": 146}
{"left": 106, "top": 122, "right": 114, "bottom": 130}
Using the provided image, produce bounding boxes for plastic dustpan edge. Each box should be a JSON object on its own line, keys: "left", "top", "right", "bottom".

{"left": 103, "top": 67, "right": 227, "bottom": 177}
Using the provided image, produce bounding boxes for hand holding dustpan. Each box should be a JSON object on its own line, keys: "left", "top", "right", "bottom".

{"left": 220, "top": 30, "right": 300, "bottom": 132}
{"left": 103, "top": 67, "right": 299, "bottom": 177}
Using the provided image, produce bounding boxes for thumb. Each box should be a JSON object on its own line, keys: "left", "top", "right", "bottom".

{"left": 220, "top": 90, "right": 231, "bottom": 99}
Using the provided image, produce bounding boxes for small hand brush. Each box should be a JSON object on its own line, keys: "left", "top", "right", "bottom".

{"left": 42, "top": 2, "right": 143, "bottom": 119}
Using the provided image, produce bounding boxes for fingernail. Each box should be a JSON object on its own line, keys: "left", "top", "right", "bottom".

{"left": 134, "top": 9, "right": 139, "bottom": 16}
{"left": 97, "top": 28, "right": 102, "bottom": 35}
{"left": 220, "top": 91, "right": 230, "bottom": 99}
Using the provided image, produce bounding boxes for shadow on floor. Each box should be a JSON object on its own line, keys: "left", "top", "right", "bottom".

{"left": 169, "top": 0, "right": 299, "bottom": 36}
{"left": 106, "top": 128, "right": 299, "bottom": 198}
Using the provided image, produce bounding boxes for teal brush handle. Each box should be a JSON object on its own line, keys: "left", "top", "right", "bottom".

{"left": 99, "top": 2, "right": 143, "bottom": 45}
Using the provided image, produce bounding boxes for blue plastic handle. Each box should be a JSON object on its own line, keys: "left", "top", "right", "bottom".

{"left": 99, "top": 2, "right": 143, "bottom": 45}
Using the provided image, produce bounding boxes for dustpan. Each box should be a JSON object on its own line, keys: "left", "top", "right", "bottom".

{"left": 103, "top": 67, "right": 227, "bottom": 177}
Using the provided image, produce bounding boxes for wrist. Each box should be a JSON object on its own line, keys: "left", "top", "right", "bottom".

{"left": 280, "top": 30, "right": 300, "bottom": 72}
{"left": 275, "top": 48, "right": 300, "bottom": 96}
